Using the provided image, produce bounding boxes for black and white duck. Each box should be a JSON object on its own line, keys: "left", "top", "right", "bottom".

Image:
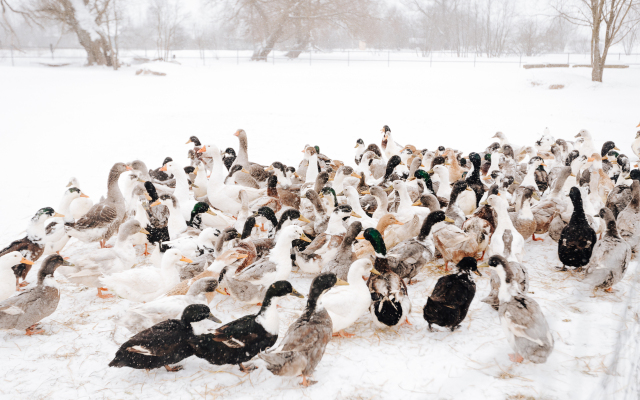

{"left": 558, "top": 187, "right": 597, "bottom": 271}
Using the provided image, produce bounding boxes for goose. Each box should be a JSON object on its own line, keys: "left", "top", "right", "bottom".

{"left": 487, "top": 194, "right": 525, "bottom": 262}
{"left": 617, "top": 180, "right": 640, "bottom": 255}
{"left": 65, "top": 162, "right": 131, "bottom": 248}
{"left": 230, "top": 129, "right": 251, "bottom": 169}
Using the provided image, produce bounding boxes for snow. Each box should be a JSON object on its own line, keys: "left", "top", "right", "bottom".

{"left": 0, "top": 61, "right": 639, "bottom": 399}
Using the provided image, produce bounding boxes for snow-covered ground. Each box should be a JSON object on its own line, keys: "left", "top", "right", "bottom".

{"left": 0, "top": 62, "right": 639, "bottom": 399}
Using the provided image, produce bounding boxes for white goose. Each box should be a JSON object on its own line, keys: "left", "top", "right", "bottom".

{"left": 487, "top": 194, "right": 525, "bottom": 263}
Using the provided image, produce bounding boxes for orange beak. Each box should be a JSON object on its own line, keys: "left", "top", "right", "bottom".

{"left": 236, "top": 254, "right": 248, "bottom": 259}
{"left": 394, "top": 221, "right": 404, "bottom": 225}
{"left": 234, "top": 130, "right": 240, "bottom": 137}
{"left": 540, "top": 163, "right": 547, "bottom": 167}
{"left": 587, "top": 157, "right": 595, "bottom": 162}
{"left": 160, "top": 165, "right": 168, "bottom": 172}
{"left": 180, "top": 256, "right": 193, "bottom": 263}
{"left": 482, "top": 175, "right": 491, "bottom": 180}
{"left": 637, "top": 122, "right": 640, "bottom": 128}
{"left": 198, "top": 146, "right": 207, "bottom": 153}
{"left": 20, "top": 257, "right": 34, "bottom": 265}
{"left": 80, "top": 193, "right": 90, "bottom": 198}
{"left": 185, "top": 139, "right": 192, "bottom": 144}
{"left": 150, "top": 200, "right": 161, "bottom": 207}
{"left": 125, "top": 165, "right": 133, "bottom": 171}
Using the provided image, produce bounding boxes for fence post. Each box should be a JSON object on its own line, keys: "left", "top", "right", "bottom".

{"left": 273, "top": 50, "right": 275, "bottom": 65}
{"left": 10, "top": 45, "right": 14, "bottom": 67}
{"left": 237, "top": 50, "right": 239, "bottom": 65}
{"left": 430, "top": 52, "right": 432, "bottom": 67}
{"left": 567, "top": 53, "right": 570, "bottom": 65}
{"left": 519, "top": 55, "right": 521, "bottom": 68}
{"left": 347, "top": 50, "right": 349, "bottom": 66}
{"left": 310, "top": 51, "right": 312, "bottom": 66}
{"left": 473, "top": 54, "right": 476, "bottom": 67}
{"left": 387, "top": 50, "right": 390, "bottom": 67}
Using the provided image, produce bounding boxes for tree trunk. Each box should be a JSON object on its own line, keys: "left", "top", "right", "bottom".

{"left": 251, "top": 20, "right": 285, "bottom": 61}
{"left": 75, "top": 27, "right": 113, "bottom": 66}
{"left": 285, "top": 31, "right": 310, "bottom": 59}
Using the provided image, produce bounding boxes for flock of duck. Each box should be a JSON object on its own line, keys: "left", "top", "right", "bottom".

{"left": 1, "top": 125, "right": 639, "bottom": 386}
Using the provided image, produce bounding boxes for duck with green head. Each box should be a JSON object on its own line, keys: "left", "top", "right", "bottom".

{"left": 187, "top": 202, "right": 217, "bottom": 230}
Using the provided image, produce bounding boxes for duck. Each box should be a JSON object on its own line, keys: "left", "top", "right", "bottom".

{"left": 150, "top": 195, "right": 191, "bottom": 240}
{"left": 386, "top": 210, "right": 446, "bottom": 284}
{"left": 225, "top": 165, "right": 260, "bottom": 189}
{"left": 65, "top": 178, "right": 94, "bottom": 220}
{"left": 222, "top": 226, "right": 310, "bottom": 304}
{"left": 188, "top": 281, "right": 304, "bottom": 373}
{"left": 508, "top": 187, "right": 539, "bottom": 241}
{"left": 343, "top": 186, "right": 376, "bottom": 229}
{"left": 584, "top": 208, "right": 631, "bottom": 292}
{"left": 367, "top": 254, "right": 411, "bottom": 329}
{"left": 354, "top": 138, "right": 366, "bottom": 165}
{"left": 186, "top": 202, "right": 218, "bottom": 231}
{"left": 558, "top": 187, "right": 597, "bottom": 271}
{"left": 392, "top": 180, "right": 431, "bottom": 223}
{"left": 0, "top": 252, "right": 33, "bottom": 302}
{"left": 114, "top": 278, "right": 221, "bottom": 334}
{"left": 561, "top": 155, "right": 588, "bottom": 195}
{"left": 230, "top": 129, "right": 251, "bottom": 169}
{"left": 319, "top": 221, "right": 364, "bottom": 280}
{"left": 158, "top": 161, "right": 199, "bottom": 221}
{"left": 197, "top": 144, "right": 265, "bottom": 215}
{"left": 575, "top": 129, "right": 597, "bottom": 157}
{"left": 462, "top": 202, "right": 496, "bottom": 260}
{"left": 534, "top": 164, "right": 549, "bottom": 193}
{"left": 487, "top": 194, "right": 525, "bottom": 262}
{"left": 381, "top": 214, "right": 417, "bottom": 251}
{"left": 250, "top": 175, "right": 282, "bottom": 214}
{"left": 520, "top": 157, "right": 545, "bottom": 191}
{"left": 430, "top": 165, "right": 452, "bottom": 200}
{"left": 423, "top": 257, "right": 481, "bottom": 331}
{"left": 141, "top": 181, "right": 170, "bottom": 244}
{"left": 632, "top": 130, "right": 640, "bottom": 160}
{"left": 617, "top": 180, "right": 640, "bottom": 255}
{"left": 298, "top": 209, "right": 359, "bottom": 274}
{"left": 431, "top": 214, "right": 478, "bottom": 271}
{"left": 100, "top": 249, "right": 191, "bottom": 303}
{"left": 61, "top": 220, "right": 148, "bottom": 299}
{"left": 0, "top": 254, "right": 71, "bottom": 335}
{"left": 321, "top": 259, "right": 377, "bottom": 338}
{"left": 486, "top": 255, "right": 554, "bottom": 363}
{"left": 531, "top": 166, "right": 572, "bottom": 240}
{"left": 466, "top": 152, "right": 485, "bottom": 206}
{"left": 257, "top": 272, "right": 344, "bottom": 386}
{"left": 65, "top": 162, "right": 132, "bottom": 248}
{"left": 0, "top": 207, "right": 61, "bottom": 289}
{"left": 161, "top": 227, "right": 220, "bottom": 261}
{"left": 606, "top": 169, "right": 640, "bottom": 218}
{"left": 481, "top": 230, "right": 529, "bottom": 311}
{"left": 109, "top": 304, "right": 220, "bottom": 372}
{"left": 444, "top": 180, "right": 471, "bottom": 228}
{"left": 380, "top": 125, "right": 402, "bottom": 160}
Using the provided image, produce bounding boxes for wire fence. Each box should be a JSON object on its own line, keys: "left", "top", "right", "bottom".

{"left": 2, "top": 47, "right": 640, "bottom": 68}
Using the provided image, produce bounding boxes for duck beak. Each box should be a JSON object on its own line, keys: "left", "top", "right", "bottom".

{"left": 150, "top": 200, "right": 161, "bottom": 207}
{"left": 207, "top": 313, "right": 222, "bottom": 323}
{"left": 62, "top": 260, "right": 74, "bottom": 266}
{"left": 265, "top": 166, "right": 274, "bottom": 171}
{"left": 354, "top": 144, "right": 359, "bottom": 148}
{"left": 233, "top": 130, "right": 240, "bottom": 137}
{"left": 427, "top": 169, "right": 434, "bottom": 174}
{"left": 144, "top": 193, "right": 152, "bottom": 201}
{"left": 53, "top": 212, "right": 64, "bottom": 218}
{"left": 575, "top": 133, "right": 581, "bottom": 138}
{"left": 370, "top": 268, "right": 381, "bottom": 275}
{"left": 298, "top": 216, "right": 311, "bottom": 223}
{"left": 614, "top": 146, "right": 620, "bottom": 151}
{"left": 409, "top": 177, "right": 416, "bottom": 181}
{"left": 194, "top": 167, "right": 199, "bottom": 175}
{"left": 532, "top": 192, "right": 541, "bottom": 201}
{"left": 477, "top": 263, "right": 489, "bottom": 268}
{"left": 480, "top": 201, "right": 487, "bottom": 205}
{"left": 473, "top": 269, "right": 482, "bottom": 276}
{"left": 602, "top": 156, "right": 608, "bottom": 160}
{"left": 360, "top": 190, "right": 370, "bottom": 195}
{"left": 336, "top": 278, "right": 349, "bottom": 285}
{"left": 290, "top": 288, "right": 305, "bottom": 298}
{"left": 482, "top": 176, "right": 491, "bottom": 180}
{"left": 587, "top": 157, "right": 595, "bottom": 162}
{"left": 180, "top": 256, "right": 193, "bottom": 263}
{"left": 139, "top": 228, "right": 150, "bottom": 235}
{"left": 394, "top": 220, "right": 404, "bottom": 225}
{"left": 137, "top": 178, "right": 146, "bottom": 183}
{"left": 216, "top": 287, "right": 229, "bottom": 295}
{"left": 412, "top": 200, "right": 422, "bottom": 206}
{"left": 160, "top": 165, "right": 168, "bottom": 172}
{"left": 384, "top": 185, "right": 394, "bottom": 193}
{"left": 236, "top": 254, "right": 248, "bottom": 259}
{"left": 241, "top": 168, "right": 250, "bottom": 174}
{"left": 20, "top": 257, "right": 34, "bottom": 265}
{"left": 625, "top": 174, "right": 631, "bottom": 179}
{"left": 351, "top": 172, "right": 362, "bottom": 179}
{"left": 206, "top": 209, "right": 217, "bottom": 216}
{"left": 466, "top": 187, "right": 473, "bottom": 191}
{"left": 125, "top": 165, "right": 133, "bottom": 171}
{"left": 198, "top": 146, "right": 207, "bottom": 153}
{"left": 294, "top": 172, "right": 300, "bottom": 178}
{"left": 300, "top": 234, "right": 312, "bottom": 243}
{"left": 66, "top": 182, "right": 72, "bottom": 188}
{"left": 444, "top": 216, "right": 455, "bottom": 223}
{"left": 540, "top": 163, "right": 547, "bottom": 167}
{"left": 356, "top": 235, "right": 365, "bottom": 240}
{"left": 191, "top": 184, "right": 199, "bottom": 189}
{"left": 351, "top": 211, "right": 362, "bottom": 218}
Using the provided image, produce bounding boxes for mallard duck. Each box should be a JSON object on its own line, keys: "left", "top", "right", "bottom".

{"left": 444, "top": 180, "right": 471, "bottom": 228}
{"left": 462, "top": 203, "right": 496, "bottom": 260}
{"left": 222, "top": 226, "right": 310, "bottom": 304}
{"left": 617, "top": 180, "right": 640, "bottom": 255}
{"left": 532, "top": 167, "right": 572, "bottom": 240}
{"left": 188, "top": 281, "right": 304, "bottom": 373}
{"left": 584, "top": 208, "right": 631, "bottom": 291}
{"left": 258, "top": 273, "right": 345, "bottom": 386}
{"left": 0, "top": 207, "right": 61, "bottom": 289}
{"left": 606, "top": 169, "right": 640, "bottom": 218}
{"left": 386, "top": 210, "right": 446, "bottom": 283}
{"left": 486, "top": 255, "right": 554, "bottom": 364}
{"left": 114, "top": 278, "right": 221, "bottom": 334}
{"left": 508, "top": 187, "right": 539, "bottom": 241}
{"left": 298, "top": 208, "right": 358, "bottom": 274}
{"left": 149, "top": 195, "right": 191, "bottom": 240}
{"left": 487, "top": 194, "right": 525, "bottom": 262}
{"left": 186, "top": 202, "right": 218, "bottom": 231}
{"left": 481, "top": 230, "right": 528, "bottom": 310}
{"left": 558, "top": 187, "right": 597, "bottom": 271}
{"left": 250, "top": 176, "right": 282, "bottom": 213}
{"left": 423, "top": 257, "right": 481, "bottom": 331}
{"left": 66, "top": 178, "right": 94, "bottom": 219}
{"left": 142, "top": 181, "right": 170, "bottom": 244}
{"left": 65, "top": 162, "right": 131, "bottom": 248}
{"left": 61, "top": 220, "right": 148, "bottom": 299}
{"left": 318, "top": 221, "right": 363, "bottom": 280}
{"left": 109, "top": 304, "right": 220, "bottom": 372}
{"left": 321, "top": 259, "right": 377, "bottom": 338}
{"left": 101, "top": 249, "right": 191, "bottom": 303}
{"left": 380, "top": 125, "right": 402, "bottom": 160}
{"left": 367, "top": 255, "right": 411, "bottom": 329}
{"left": 0, "top": 252, "right": 33, "bottom": 302}
{"left": 0, "top": 255, "right": 71, "bottom": 335}
{"left": 432, "top": 215, "right": 478, "bottom": 271}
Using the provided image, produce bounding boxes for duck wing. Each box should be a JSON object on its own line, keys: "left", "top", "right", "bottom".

{"left": 70, "top": 203, "right": 118, "bottom": 230}
{"left": 210, "top": 315, "right": 261, "bottom": 348}
{"left": 232, "top": 259, "right": 277, "bottom": 285}
{"left": 123, "top": 320, "right": 188, "bottom": 356}
{"left": 500, "top": 296, "right": 552, "bottom": 347}
{"left": 429, "top": 275, "right": 474, "bottom": 307}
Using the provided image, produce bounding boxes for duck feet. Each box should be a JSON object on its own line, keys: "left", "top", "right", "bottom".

{"left": 444, "top": 261, "right": 450, "bottom": 272}
{"left": 402, "top": 317, "right": 413, "bottom": 326}
{"left": 238, "top": 363, "right": 256, "bottom": 373}
{"left": 555, "top": 265, "right": 567, "bottom": 272}
{"left": 476, "top": 251, "right": 485, "bottom": 261}
{"left": 25, "top": 325, "right": 44, "bottom": 336}
{"left": 97, "top": 288, "right": 114, "bottom": 299}
{"left": 531, "top": 234, "right": 544, "bottom": 242}
{"left": 142, "top": 243, "right": 150, "bottom": 256}
{"left": 604, "top": 287, "right": 614, "bottom": 293}
{"left": 332, "top": 330, "right": 355, "bottom": 338}
{"left": 508, "top": 353, "right": 524, "bottom": 363}
{"left": 260, "top": 223, "right": 266, "bottom": 232}
{"left": 18, "top": 281, "right": 29, "bottom": 288}
{"left": 164, "top": 365, "right": 183, "bottom": 372}
{"left": 300, "top": 375, "right": 317, "bottom": 387}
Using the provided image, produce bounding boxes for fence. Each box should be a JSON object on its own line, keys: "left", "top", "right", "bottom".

{"left": 2, "top": 47, "right": 640, "bottom": 68}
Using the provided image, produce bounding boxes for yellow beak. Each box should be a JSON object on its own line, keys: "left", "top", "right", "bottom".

{"left": 370, "top": 268, "right": 381, "bottom": 275}
{"left": 300, "top": 234, "right": 312, "bottom": 243}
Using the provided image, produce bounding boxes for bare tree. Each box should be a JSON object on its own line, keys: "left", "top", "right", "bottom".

{"left": 553, "top": 0, "right": 640, "bottom": 82}
{"left": 149, "top": 0, "right": 187, "bottom": 61}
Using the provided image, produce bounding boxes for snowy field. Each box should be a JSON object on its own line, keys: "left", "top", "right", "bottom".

{"left": 0, "top": 61, "right": 639, "bottom": 399}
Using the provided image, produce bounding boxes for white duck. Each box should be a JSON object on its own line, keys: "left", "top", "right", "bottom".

{"left": 520, "top": 157, "right": 545, "bottom": 191}
{"left": 100, "top": 248, "right": 190, "bottom": 303}
{"left": 43, "top": 187, "right": 88, "bottom": 255}
{"left": 0, "top": 252, "right": 33, "bottom": 301}
{"left": 321, "top": 259, "right": 377, "bottom": 338}
{"left": 344, "top": 186, "right": 376, "bottom": 229}
{"left": 66, "top": 177, "right": 94, "bottom": 219}
{"left": 632, "top": 130, "right": 640, "bottom": 160}
{"left": 575, "top": 129, "right": 597, "bottom": 157}
{"left": 192, "top": 161, "right": 208, "bottom": 199}
{"left": 150, "top": 194, "right": 190, "bottom": 240}
{"left": 487, "top": 195, "right": 525, "bottom": 263}
{"left": 161, "top": 161, "right": 198, "bottom": 221}
{"left": 430, "top": 165, "right": 452, "bottom": 200}
{"left": 393, "top": 180, "right": 430, "bottom": 224}
{"left": 381, "top": 125, "right": 402, "bottom": 160}
{"left": 562, "top": 155, "right": 588, "bottom": 195}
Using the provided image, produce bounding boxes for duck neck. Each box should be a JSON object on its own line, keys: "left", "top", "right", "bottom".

{"left": 326, "top": 213, "right": 347, "bottom": 235}
{"left": 448, "top": 188, "right": 462, "bottom": 208}
{"left": 57, "top": 195, "right": 76, "bottom": 223}
{"left": 333, "top": 172, "right": 345, "bottom": 193}
{"left": 172, "top": 168, "right": 191, "bottom": 203}
{"left": 569, "top": 198, "right": 587, "bottom": 225}
{"left": 397, "top": 185, "right": 413, "bottom": 212}
{"left": 494, "top": 203, "right": 515, "bottom": 233}
{"left": 208, "top": 149, "right": 227, "bottom": 190}
{"left": 373, "top": 194, "right": 388, "bottom": 217}
{"left": 301, "top": 293, "right": 320, "bottom": 321}
{"left": 606, "top": 219, "right": 620, "bottom": 239}
{"left": 519, "top": 198, "right": 533, "bottom": 220}
{"left": 26, "top": 217, "right": 47, "bottom": 242}
{"left": 468, "top": 160, "right": 481, "bottom": 183}
{"left": 376, "top": 217, "right": 394, "bottom": 235}
{"left": 630, "top": 184, "right": 640, "bottom": 211}
{"left": 166, "top": 203, "right": 187, "bottom": 240}
{"left": 347, "top": 266, "right": 368, "bottom": 289}
{"left": 236, "top": 135, "right": 249, "bottom": 166}
{"left": 161, "top": 258, "right": 180, "bottom": 285}
{"left": 106, "top": 168, "right": 124, "bottom": 205}
{"left": 417, "top": 217, "right": 436, "bottom": 241}
{"left": 256, "top": 296, "right": 280, "bottom": 334}
{"left": 268, "top": 235, "right": 294, "bottom": 279}
{"left": 305, "top": 154, "right": 319, "bottom": 184}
